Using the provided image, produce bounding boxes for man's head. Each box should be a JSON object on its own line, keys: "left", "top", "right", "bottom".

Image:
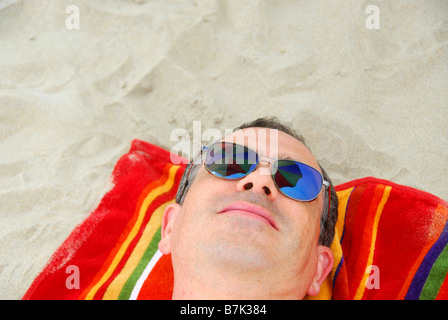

{"left": 159, "top": 117, "right": 338, "bottom": 299}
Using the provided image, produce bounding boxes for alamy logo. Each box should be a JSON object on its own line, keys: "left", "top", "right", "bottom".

{"left": 66, "top": 5, "right": 80, "bottom": 30}
{"left": 365, "top": 5, "right": 380, "bottom": 30}
{"left": 169, "top": 121, "right": 279, "bottom": 170}
{"left": 365, "top": 265, "right": 380, "bottom": 289}
{"left": 65, "top": 265, "right": 80, "bottom": 289}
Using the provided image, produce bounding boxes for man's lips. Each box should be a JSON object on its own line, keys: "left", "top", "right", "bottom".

{"left": 218, "top": 201, "right": 278, "bottom": 230}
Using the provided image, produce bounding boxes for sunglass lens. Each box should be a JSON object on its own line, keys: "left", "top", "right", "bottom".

{"left": 206, "top": 143, "right": 258, "bottom": 179}
{"left": 274, "top": 160, "right": 323, "bottom": 201}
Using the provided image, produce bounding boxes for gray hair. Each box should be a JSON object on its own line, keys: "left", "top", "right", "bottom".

{"left": 175, "top": 117, "right": 338, "bottom": 247}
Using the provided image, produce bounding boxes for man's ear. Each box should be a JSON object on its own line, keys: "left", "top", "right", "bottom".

{"left": 307, "top": 245, "right": 334, "bottom": 297}
{"left": 158, "top": 203, "right": 181, "bottom": 255}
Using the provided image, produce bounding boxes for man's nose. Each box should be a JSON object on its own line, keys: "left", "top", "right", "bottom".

{"left": 235, "top": 161, "right": 279, "bottom": 200}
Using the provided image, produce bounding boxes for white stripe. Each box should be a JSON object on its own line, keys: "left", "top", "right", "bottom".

{"left": 129, "top": 249, "right": 163, "bottom": 300}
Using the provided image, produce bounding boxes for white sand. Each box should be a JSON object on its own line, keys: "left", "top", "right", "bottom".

{"left": 0, "top": 0, "right": 447, "bottom": 299}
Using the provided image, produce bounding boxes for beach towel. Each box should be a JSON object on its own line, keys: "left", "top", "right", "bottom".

{"left": 23, "top": 139, "right": 448, "bottom": 300}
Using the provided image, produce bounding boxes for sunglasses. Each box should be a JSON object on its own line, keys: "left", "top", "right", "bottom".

{"left": 199, "top": 142, "right": 329, "bottom": 202}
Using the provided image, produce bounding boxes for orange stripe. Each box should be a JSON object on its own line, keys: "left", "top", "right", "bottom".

{"left": 347, "top": 184, "right": 385, "bottom": 298}
{"left": 78, "top": 164, "right": 174, "bottom": 300}
{"left": 353, "top": 185, "right": 391, "bottom": 300}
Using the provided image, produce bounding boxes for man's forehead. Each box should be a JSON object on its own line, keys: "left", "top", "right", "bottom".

{"left": 222, "top": 127, "right": 320, "bottom": 169}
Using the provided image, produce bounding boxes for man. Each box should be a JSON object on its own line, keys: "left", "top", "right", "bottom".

{"left": 158, "top": 117, "right": 338, "bottom": 299}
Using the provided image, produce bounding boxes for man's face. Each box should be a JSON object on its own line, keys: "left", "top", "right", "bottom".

{"left": 159, "top": 128, "right": 332, "bottom": 298}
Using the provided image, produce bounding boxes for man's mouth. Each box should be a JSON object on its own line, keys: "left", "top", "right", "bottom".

{"left": 218, "top": 201, "right": 278, "bottom": 230}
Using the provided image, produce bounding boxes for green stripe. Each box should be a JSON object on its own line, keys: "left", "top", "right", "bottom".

{"left": 420, "top": 243, "right": 448, "bottom": 300}
{"left": 117, "top": 227, "right": 162, "bottom": 300}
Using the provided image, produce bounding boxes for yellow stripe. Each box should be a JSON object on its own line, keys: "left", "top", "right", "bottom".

{"left": 102, "top": 200, "right": 173, "bottom": 299}
{"left": 85, "top": 165, "right": 179, "bottom": 300}
{"left": 353, "top": 186, "right": 392, "bottom": 300}
{"left": 306, "top": 187, "right": 355, "bottom": 300}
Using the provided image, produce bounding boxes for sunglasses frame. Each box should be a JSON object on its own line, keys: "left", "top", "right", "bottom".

{"left": 201, "top": 141, "right": 330, "bottom": 202}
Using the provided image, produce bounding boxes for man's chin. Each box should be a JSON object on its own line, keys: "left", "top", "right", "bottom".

{"left": 199, "top": 235, "right": 277, "bottom": 274}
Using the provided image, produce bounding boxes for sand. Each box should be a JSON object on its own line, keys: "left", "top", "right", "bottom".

{"left": 0, "top": 0, "right": 447, "bottom": 299}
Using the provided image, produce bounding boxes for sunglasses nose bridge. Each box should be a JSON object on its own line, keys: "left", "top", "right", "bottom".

{"left": 257, "top": 156, "right": 278, "bottom": 175}
{"left": 258, "top": 159, "right": 273, "bottom": 165}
